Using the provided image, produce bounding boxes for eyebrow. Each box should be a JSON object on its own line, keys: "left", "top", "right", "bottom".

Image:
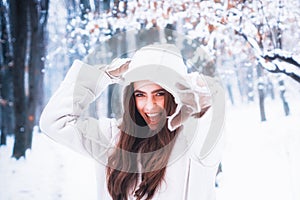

{"left": 134, "top": 89, "right": 166, "bottom": 94}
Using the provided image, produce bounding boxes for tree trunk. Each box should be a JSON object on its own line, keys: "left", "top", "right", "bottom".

{"left": 278, "top": 77, "right": 290, "bottom": 116}
{"left": 112, "top": 0, "right": 120, "bottom": 17}
{"left": 80, "top": 0, "right": 91, "bottom": 18}
{"left": 275, "top": 3, "right": 290, "bottom": 116}
{"left": 80, "top": 0, "right": 90, "bottom": 57}
{"left": 246, "top": 65, "right": 254, "bottom": 102}
{"left": 35, "top": 0, "right": 49, "bottom": 132}
{"left": 94, "top": 0, "right": 100, "bottom": 14}
{"left": 257, "top": 64, "right": 266, "bottom": 122}
{"left": 255, "top": 24, "right": 267, "bottom": 122}
{"left": 102, "top": 0, "right": 111, "bottom": 12}
{"left": 27, "top": 0, "right": 49, "bottom": 148}
{"left": 0, "top": 0, "right": 5, "bottom": 145}
{"left": 0, "top": 0, "right": 15, "bottom": 143}
{"left": 0, "top": 66, "right": 15, "bottom": 146}
{"left": 10, "top": 0, "right": 29, "bottom": 158}
{"left": 266, "top": 77, "right": 275, "bottom": 100}
{"left": 66, "top": 0, "right": 77, "bottom": 65}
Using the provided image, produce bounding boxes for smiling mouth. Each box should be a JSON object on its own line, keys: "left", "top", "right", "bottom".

{"left": 146, "top": 113, "right": 162, "bottom": 124}
{"left": 147, "top": 113, "right": 160, "bottom": 117}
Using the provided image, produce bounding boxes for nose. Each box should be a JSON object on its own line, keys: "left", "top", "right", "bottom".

{"left": 144, "top": 96, "right": 156, "bottom": 112}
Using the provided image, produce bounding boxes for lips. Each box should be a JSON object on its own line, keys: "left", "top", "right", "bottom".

{"left": 147, "top": 113, "right": 160, "bottom": 117}
{"left": 146, "top": 112, "right": 161, "bottom": 124}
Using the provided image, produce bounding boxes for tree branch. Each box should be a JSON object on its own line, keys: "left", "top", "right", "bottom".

{"left": 263, "top": 53, "right": 300, "bottom": 68}
{"left": 236, "top": 30, "right": 300, "bottom": 83}
{"left": 261, "top": 62, "right": 300, "bottom": 83}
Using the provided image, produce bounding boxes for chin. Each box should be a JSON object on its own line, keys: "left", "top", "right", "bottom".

{"left": 148, "top": 124, "right": 159, "bottom": 131}
{"left": 148, "top": 120, "right": 166, "bottom": 132}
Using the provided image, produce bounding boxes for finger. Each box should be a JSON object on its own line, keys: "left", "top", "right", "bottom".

{"left": 178, "top": 92, "right": 195, "bottom": 105}
{"left": 119, "top": 61, "right": 130, "bottom": 73}
{"left": 108, "top": 61, "right": 130, "bottom": 77}
{"left": 191, "top": 106, "right": 210, "bottom": 118}
{"left": 169, "top": 105, "right": 193, "bottom": 129}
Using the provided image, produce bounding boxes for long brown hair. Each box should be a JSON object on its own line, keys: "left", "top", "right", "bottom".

{"left": 106, "top": 83, "right": 180, "bottom": 200}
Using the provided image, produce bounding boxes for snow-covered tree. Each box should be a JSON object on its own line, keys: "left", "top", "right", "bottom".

{"left": 44, "top": 0, "right": 299, "bottom": 121}
{"left": 219, "top": 0, "right": 300, "bottom": 83}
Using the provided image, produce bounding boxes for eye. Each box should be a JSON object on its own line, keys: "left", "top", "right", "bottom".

{"left": 134, "top": 92, "right": 145, "bottom": 97}
{"left": 156, "top": 91, "right": 166, "bottom": 96}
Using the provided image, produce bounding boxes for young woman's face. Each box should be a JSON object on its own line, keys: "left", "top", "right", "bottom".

{"left": 133, "top": 81, "right": 166, "bottom": 130}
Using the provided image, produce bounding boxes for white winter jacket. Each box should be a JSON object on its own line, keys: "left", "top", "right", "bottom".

{"left": 40, "top": 56, "right": 225, "bottom": 200}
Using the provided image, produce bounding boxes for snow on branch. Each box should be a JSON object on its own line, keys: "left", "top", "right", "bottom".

{"left": 259, "top": 56, "right": 300, "bottom": 83}
{"left": 263, "top": 49, "right": 300, "bottom": 68}
{"left": 235, "top": 30, "right": 300, "bottom": 83}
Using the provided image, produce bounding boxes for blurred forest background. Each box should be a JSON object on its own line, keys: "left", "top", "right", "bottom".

{"left": 0, "top": 0, "right": 300, "bottom": 159}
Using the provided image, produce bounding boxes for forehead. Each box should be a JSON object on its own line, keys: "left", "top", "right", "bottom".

{"left": 133, "top": 80, "right": 163, "bottom": 91}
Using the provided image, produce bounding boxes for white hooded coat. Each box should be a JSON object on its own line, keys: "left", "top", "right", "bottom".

{"left": 39, "top": 44, "right": 225, "bottom": 200}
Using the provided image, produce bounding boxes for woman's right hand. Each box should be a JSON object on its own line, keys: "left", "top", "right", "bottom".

{"left": 106, "top": 58, "right": 130, "bottom": 80}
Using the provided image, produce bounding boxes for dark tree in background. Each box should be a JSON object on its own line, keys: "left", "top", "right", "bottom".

{"left": 10, "top": 0, "right": 28, "bottom": 158}
{"left": 256, "top": 23, "right": 267, "bottom": 122}
{"left": 0, "top": 0, "right": 49, "bottom": 159}
{"left": 27, "top": 0, "right": 49, "bottom": 149}
{"left": 0, "top": 0, "right": 14, "bottom": 146}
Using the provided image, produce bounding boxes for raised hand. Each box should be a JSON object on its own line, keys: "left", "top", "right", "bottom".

{"left": 167, "top": 73, "right": 212, "bottom": 131}
{"left": 106, "top": 58, "right": 130, "bottom": 79}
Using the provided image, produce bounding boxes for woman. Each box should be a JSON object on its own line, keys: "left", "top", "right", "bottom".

{"left": 40, "top": 44, "right": 225, "bottom": 200}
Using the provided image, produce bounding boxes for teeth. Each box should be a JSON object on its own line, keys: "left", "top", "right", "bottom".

{"left": 147, "top": 113, "right": 159, "bottom": 117}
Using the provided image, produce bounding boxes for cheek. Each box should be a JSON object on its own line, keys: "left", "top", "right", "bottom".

{"left": 157, "top": 98, "right": 165, "bottom": 109}
{"left": 135, "top": 98, "right": 144, "bottom": 113}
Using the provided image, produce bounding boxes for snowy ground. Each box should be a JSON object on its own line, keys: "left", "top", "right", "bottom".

{"left": 0, "top": 130, "right": 98, "bottom": 200}
{"left": 216, "top": 100, "right": 300, "bottom": 200}
{"left": 1, "top": 92, "right": 300, "bottom": 200}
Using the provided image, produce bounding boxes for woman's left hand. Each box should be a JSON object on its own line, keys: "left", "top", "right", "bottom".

{"left": 168, "top": 73, "right": 212, "bottom": 131}
{"left": 177, "top": 73, "right": 212, "bottom": 117}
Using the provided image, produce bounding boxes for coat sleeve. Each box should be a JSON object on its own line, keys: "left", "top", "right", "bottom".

{"left": 191, "top": 76, "right": 226, "bottom": 167}
{"left": 39, "top": 60, "right": 117, "bottom": 159}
